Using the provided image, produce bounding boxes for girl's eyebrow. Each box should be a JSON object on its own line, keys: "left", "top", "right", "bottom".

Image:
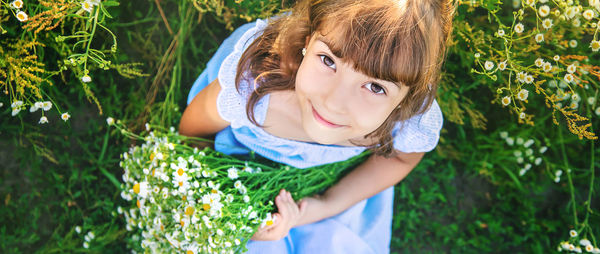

{"left": 315, "top": 34, "right": 403, "bottom": 90}
{"left": 314, "top": 35, "right": 342, "bottom": 58}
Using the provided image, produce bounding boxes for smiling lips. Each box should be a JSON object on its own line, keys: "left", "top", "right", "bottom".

{"left": 312, "top": 106, "right": 345, "bottom": 128}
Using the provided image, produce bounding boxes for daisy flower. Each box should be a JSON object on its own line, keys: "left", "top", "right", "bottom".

{"left": 517, "top": 89, "right": 529, "bottom": 101}
{"left": 82, "top": 0, "right": 94, "bottom": 12}
{"left": 11, "top": 0, "right": 23, "bottom": 9}
{"left": 261, "top": 213, "right": 277, "bottom": 227}
{"left": 61, "top": 112, "right": 71, "bottom": 121}
{"left": 538, "top": 5, "right": 550, "bottom": 17}
{"left": 583, "top": 9, "right": 595, "bottom": 20}
{"left": 227, "top": 167, "right": 239, "bottom": 179}
{"left": 553, "top": 55, "right": 560, "bottom": 61}
{"left": 15, "top": 11, "right": 27, "bottom": 22}
{"left": 580, "top": 239, "right": 591, "bottom": 247}
{"left": 519, "top": 112, "right": 526, "bottom": 119}
{"left": 524, "top": 74, "right": 534, "bottom": 84}
{"left": 517, "top": 71, "right": 527, "bottom": 83}
{"left": 484, "top": 61, "right": 494, "bottom": 70}
{"left": 535, "top": 58, "right": 544, "bottom": 67}
{"left": 39, "top": 116, "right": 49, "bottom": 124}
{"left": 42, "top": 101, "right": 52, "bottom": 111}
{"left": 542, "top": 18, "right": 553, "bottom": 29}
{"left": 106, "top": 117, "right": 115, "bottom": 125}
{"left": 514, "top": 23, "right": 525, "bottom": 33}
{"left": 570, "top": 229, "right": 578, "bottom": 237}
{"left": 498, "top": 61, "right": 507, "bottom": 71}
{"left": 542, "top": 62, "right": 552, "bottom": 72}
{"left": 564, "top": 73, "right": 574, "bottom": 83}
{"left": 502, "top": 96, "right": 511, "bottom": 106}
{"left": 587, "top": 97, "right": 595, "bottom": 105}
{"left": 534, "top": 157, "right": 542, "bottom": 165}
{"left": 81, "top": 74, "right": 92, "bottom": 83}
{"left": 569, "top": 40, "right": 578, "bottom": 48}
{"left": 497, "top": 29, "right": 505, "bottom": 36}
{"left": 591, "top": 40, "right": 600, "bottom": 52}
{"left": 133, "top": 181, "right": 150, "bottom": 199}
{"left": 535, "top": 33, "right": 544, "bottom": 43}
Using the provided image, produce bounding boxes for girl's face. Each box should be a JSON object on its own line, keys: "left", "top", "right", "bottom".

{"left": 294, "top": 32, "right": 409, "bottom": 145}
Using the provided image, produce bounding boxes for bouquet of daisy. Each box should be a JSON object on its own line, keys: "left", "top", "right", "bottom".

{"left": 112, "top": 120, "right": 368, "bottom": 253}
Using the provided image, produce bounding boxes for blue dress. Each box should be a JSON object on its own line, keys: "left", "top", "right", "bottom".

{"left": 187, "top": 18, "right": 443, "bottom": 254}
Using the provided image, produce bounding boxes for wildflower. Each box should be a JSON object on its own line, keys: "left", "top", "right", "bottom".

{"left": 583, "top": 9, "right": 596, "bottom": 20}
{"left": 569, "top": 40, "right": 578, "bottom": 48}
{"left": 507, "top": 137, "right": 515, "bottom": 146}
{"left": 571, "top": 93, "right": 580, "bottom": 102}
{"left": 498, "top": 61, "right": 507, "bottom": 70}
{"left": 61, "top": 112, "right": 71, "bottom": 121}
{"left": 573, "top": 18, "right": 581, "bottom": 27}
{"left": 562, "top": 242, "right": 571, "bottom": 250}
{"left": 534, "top": 157, "right": 542, "bottom": 165}
{"left": 556, "top": 170, "right": 562, "bottom": 177}
{"left": 535, "top": 58, "right": 544, "bottom": 67}
{"left": 11, "top": 101, "right": 23, "bottom": 116}
{"left": 15, "top": 11, "right": 27, "bottom": 22}
{"left": 539, "top": 5, "right": 550, "bottom": 17}
{"left": 586, "top": 245, "right": 594, "bottom": 252}
{"left": 82, "top": 1, "right": 94, "bottom": 12}
{"left": 591, "top": 40, "right": 600, "bottom": 51}
{"left": 474, "top": 53, "right": 480, "bottom": 58}
{"left": 497, "top": 29, "right": 505, "bottom": 36}
{"left": 517, "top": 89, "right": 529, "bottom": 101}
{"left": 106, "top": 117, "right": 115, "bottom": 125}
{"left": 517, "top": 71, "right": 526, "bottom": 83}
{"left": 514, "top": 23, "right": 525, "bottom": 33}
{"left": 83, "top": 242, "right": 89, "bottom": 248}
{"left": 500, "top": 131, "right": 509, "bottom": 139}
{"left": 567, "top": 64, "right": 577, "bottom": 74}
{"left": 133, "top": 181, "right": 150, "bottom": 199}
{"left": 533, "top": 33, "right": 544, "bottom": 43}
{"left": 519, "top": 112, "right": 526, "bottom": 119}
{"left": 593, "top": 247, "right": 600, "bottom": 254}
{"left": 261, "top": 213, "right": 277, "bottom": 228}
{"left": 235, "top": 239, "right": 241, "bottom": 245}
{"left": 519, "top": 168, "right": 527, "bottom": 176}
{"left": 243, "top": 195, "right": 250, "bottom": 202}
{"left": 81, "top": 75, "right": 92, "bottom": 83}
{"left": 570, "top": 101, "right": 579, "bottom": 109}
{"left": 542, "top": 18, "right": 553, "bottom": 29}
{"left": 570, "top": 229, "right": 578, "bottom": 237}
{"left": 575, "top": 246, "right": 582, "bottom": 253}
{"left": 227, "top": 167, "right": 239, "bottom": 179}
{"left": 524, "top": 0, "right": 535, "bottom": 6}
{"left": 580, "top": 239, "right": 592, "bottom": 247}
{"left": 523, "top": 139, "right": 534, "bottom": 147}
{"left": 553, "top": 55, "right": 560, "bottom": 61}
{"left": 30, "top": 103, "right": 40, "bottom": 112}
{"left": 0, "top": 102, "right": 3, "bottom": 108}
{"left": 514, "top": 150, "right": 523, "bottom": 157}
{"left": 586, "top": 97, "right": 596, "bottom": 106}
{"left": 542, "top": 62, "right": 552, "bottom": 72}
{"left": 564, "top": 73, "right": 574, "bottom": 83}
{"left": 42, "top": 101, "right": 52, "bottom": 111}
{"left": 10, "top": 0, "right": 23, "bottom": 9}
{"left": 75, "top": 226, "right": 82, "bottom": 234}
{"left": 524, "top": 74, "right": 534, "bottom": 84}
{"left": 484, "top": 61, "right": 494, "bottom": 71}
{"left": 502, "top": 96, "right": 511, "bottom": 106}
{"left": 39, "top": 116, "right": 48, "bottom": 124}
{"left": 554, "top": 176, "right": 560, "bottom": 183}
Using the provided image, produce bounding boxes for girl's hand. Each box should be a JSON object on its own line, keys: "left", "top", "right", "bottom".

{"left": 251, "top": 189, "right": 307, "bottom": 241}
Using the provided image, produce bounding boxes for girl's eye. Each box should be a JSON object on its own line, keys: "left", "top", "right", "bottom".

{"left": 319, "top": 55, "right": 336, "bottom": 70}
{"left": 365, "top": 83, "right": 386, "bottom": 95}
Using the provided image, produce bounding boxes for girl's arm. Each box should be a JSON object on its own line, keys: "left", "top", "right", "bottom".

{"left": 252, "top": 151, "right": 424, "bottom": 240}
{"left": 179, "top": 78, "right": 230, "bottom": 137}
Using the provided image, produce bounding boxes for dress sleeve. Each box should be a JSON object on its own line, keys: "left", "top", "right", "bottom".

{"left": 392, "top": 99, "right": 443, "bottom": 153}
{"left": 216, "top": 19, "right": 268, "bottom": 128}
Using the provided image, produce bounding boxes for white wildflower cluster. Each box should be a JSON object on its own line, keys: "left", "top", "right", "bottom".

{"left": 82, "top": 231, "right": 95, "bottom": 249}
{"left": 10, "top": 0, "right": 28, "bottom": 22}
{"left": 499, "top": 132, "right": 546, "bottom": 176}
{"left": 557, "top": 230, "right": 600, "bottom": 253}
{"left": 81, "top": 0, "right": 101, "bottom": 13}
{"left": 8, "top": 100, "right": 70, "bottom": 124}
{"left": 118, "top": 128, "right": 297, "bottom": 254}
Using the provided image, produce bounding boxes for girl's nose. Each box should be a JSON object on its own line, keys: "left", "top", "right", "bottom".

{"left": 321, "top": 80, "right": 350, "bottom": 114}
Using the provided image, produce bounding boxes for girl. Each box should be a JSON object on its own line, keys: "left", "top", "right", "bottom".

{"left": 180, "top": 0, "right": 453, "bottom": 253}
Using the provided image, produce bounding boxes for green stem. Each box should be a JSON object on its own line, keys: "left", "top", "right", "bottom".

{"left": 84, "top": 6, "right": 100, "bottom": 71}
{"left": 558, "top": 127, "right": 578, "bottom": 226}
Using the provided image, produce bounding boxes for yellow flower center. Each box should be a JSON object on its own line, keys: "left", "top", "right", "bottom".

{"left": 187, "top": 251, "right": 194, "bottom": 254}
{"left": 185, "top": 206, "right": 194, "bottom": 216}
{"left": 150, "top": 152, "right": 155, "bottom": 161}
{"left": 152, "top": 169, "right": 155, "bottom": 177}
{"left": 14, "top": 1, "right": 22, "bottom": 8}
{"left": 177, "top": 168, "right": 184, "bottom": 176}
{"left": 16, "top": 12, "right": 26, "bottom": 21}
{"left": 136, "top": 200, "right": 141, "bottom": 208}
{"left": 178, "top": 181, "right": 183, "bottom": 187}
{"left": 266, "top": 220, "right": 273, "bottom": 226}
{"left": 133, "top": 183, "right": 140, "bottom": 194}
{"left": 211, "top": 189, "right": 218, "bottom": 194}
{"left": 182, "top": 195, "right": 187, "bottom": 201}
{"left": 180, "top": 220, "right": 185, "bottom": 227}
{"left": 203, "top": 204, "right": 211, "bottom": 210}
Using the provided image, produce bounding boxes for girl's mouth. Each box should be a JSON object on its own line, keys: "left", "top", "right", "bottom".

{"left": 312, "top": 106, "right": 345, "bottom": 128}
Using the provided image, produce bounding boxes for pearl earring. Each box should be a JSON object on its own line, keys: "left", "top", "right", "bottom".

{"left": 301, "top": 48, "right": 307, "bottom": 56}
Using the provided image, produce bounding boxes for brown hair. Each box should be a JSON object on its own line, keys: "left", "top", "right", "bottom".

{"left": 236, "top": 0, "right": 454, "bottom": 156}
